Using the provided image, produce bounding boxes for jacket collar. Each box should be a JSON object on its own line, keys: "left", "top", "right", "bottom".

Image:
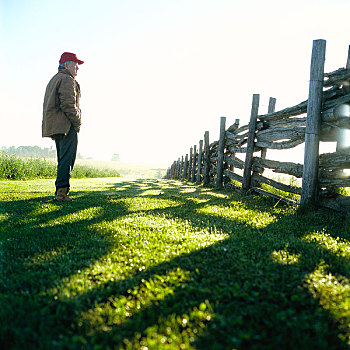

{"left": 58, "top": 68, "right": 74, "bottom": 78}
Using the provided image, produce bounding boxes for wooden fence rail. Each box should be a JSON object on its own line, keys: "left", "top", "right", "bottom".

{"left": 165, "top": 39, "right": 350, "bottom": 213}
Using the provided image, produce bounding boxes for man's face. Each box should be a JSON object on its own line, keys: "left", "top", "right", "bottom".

{"left": 65, "top": 61, "right": 79, "bottom": 77}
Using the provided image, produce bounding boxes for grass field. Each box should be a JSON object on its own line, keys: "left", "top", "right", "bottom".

{"left": 1, "top": 177, "right": 350, "bottom": 349}
{"left": 0, "top": 154, "right": 121, "bottom": 180}
{"left": 0, "top": 152, "right": 167, "bottom": 180}
{"left": 75, "top": 159, "right": 167, "bottom": 179}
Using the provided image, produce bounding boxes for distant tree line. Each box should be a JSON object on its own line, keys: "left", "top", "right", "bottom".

{"left": 111, "top": 153, "right": 120, "bottom": 162}
{"left": 1, "top": 146, "right": 84, "bottom": 159}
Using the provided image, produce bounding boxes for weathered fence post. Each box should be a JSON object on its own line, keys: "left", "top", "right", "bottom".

{"left": 253, "top": 97, "right": 275, "bottom": 181}
{"left": 188, "top": 147, "right": 193, "bottom": 181}
{"left": 192, "top": 145, "right": 197, "bottom": 182}
{"left": 196, "top": 140, "right": 203, "bottom": 184}
{"left": 228, "top": 119, "right": 240, "bottom": 173}
{"left": 216, "top": 116, "right": 226, "bottom": 188}
{"left": 180, "top": 156, "right": 184, "bottom": 180}
{"left": 242, "top": 94, "right": 260, "bottom": 193}
{"left": 300, "top": 39, "right": 326, "bottom": 207}
{"left": 203, "top": 131, "right": 210, "bottom": 186}
{"left": 261, "top": 97, "right": 276, "bottom": 162}
{"left": 170, "top": 162, "right": 174, "bottom": 179}
{"left": 174, "top": 158, "right": 178, "bottom": 179}
{"left": 183, "top": 154, "right": 188, "bottom": 180}
{"left": 346, "top": 45, "right": 350, "bottom": 71}
{"left": 336, "top": 46, "right": 350, "bottom": 151}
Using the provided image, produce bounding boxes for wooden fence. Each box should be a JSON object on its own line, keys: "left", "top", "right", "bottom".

{"left": 165, "top": 40, "right": 350, "bottom": 213}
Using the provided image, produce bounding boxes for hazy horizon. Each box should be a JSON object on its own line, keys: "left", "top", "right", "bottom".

{"left": 1, "top": 0, "right": 350, "bottom": 164}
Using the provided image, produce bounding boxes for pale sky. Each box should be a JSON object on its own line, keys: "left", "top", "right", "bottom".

{"left": 1, "top": 0, "right": 350, "bottom": 163}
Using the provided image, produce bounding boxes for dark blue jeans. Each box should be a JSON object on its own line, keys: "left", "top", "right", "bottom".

{"left": 54, "top": 126, "right": 78, "bottom": 192}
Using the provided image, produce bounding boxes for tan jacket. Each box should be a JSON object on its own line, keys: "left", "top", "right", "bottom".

{"left": 42, "top": 69, "right": 81, "bottom": 137}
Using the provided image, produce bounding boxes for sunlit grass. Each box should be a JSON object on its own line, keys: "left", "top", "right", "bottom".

{"left": 196, "top": 202, "right": 278, "bottom": 229}
{"left": 271, "top": 247, "right": 301, "bottom": 265}
{"left": 1, "top": 178, "right": 350, "bottom": 349}
{"left": 306, "top": 262, "right": 350, "bottom": 345}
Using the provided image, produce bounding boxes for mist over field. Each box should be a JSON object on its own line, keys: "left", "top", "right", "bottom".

{"left": 75, "top": 159, "right": 167, "bottom": 179}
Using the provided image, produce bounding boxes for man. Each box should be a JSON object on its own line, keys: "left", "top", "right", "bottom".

{"left": 42, "top": 52, "right": 84, "bottom": 201}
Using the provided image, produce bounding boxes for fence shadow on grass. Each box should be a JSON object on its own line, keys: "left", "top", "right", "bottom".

{"left": 0, "top": 179, "right": 350, "bottom": 349}
{"left": 66, "top": 180, "right": 350, "bottom": 349}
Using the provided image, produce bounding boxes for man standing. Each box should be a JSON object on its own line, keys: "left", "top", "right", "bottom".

{"left": 42, "top": 52, "right": 84, "bottom": 201}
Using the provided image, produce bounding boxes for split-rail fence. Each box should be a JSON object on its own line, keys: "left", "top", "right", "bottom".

{"left": 165, "top": 40, "right": 350, "bottom": 213}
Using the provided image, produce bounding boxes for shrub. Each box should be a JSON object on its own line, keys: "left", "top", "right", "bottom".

{"left": 0, "top": 153, "right": 120, "bottom": 180}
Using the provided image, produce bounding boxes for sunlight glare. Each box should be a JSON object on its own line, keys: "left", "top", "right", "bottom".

{"left": 337, "top": 128, "right": 350, "bottom": 149}
{"left": 334, "top": 104, "right": 350, "bottom": 119}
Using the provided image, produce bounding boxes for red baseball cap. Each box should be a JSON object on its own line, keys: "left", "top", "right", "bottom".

{"left": 59, "top": 52, "right": 84, "bottom": 65}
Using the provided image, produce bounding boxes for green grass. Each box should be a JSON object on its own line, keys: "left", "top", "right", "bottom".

{"left": 0, "top": 153, "right": 120, "bottom": 180}
{"left": 258, "top": 175, "right": 301, "bottom": 202}
{"left": 1, "top": 178, "right": 350, "bottom": 349}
